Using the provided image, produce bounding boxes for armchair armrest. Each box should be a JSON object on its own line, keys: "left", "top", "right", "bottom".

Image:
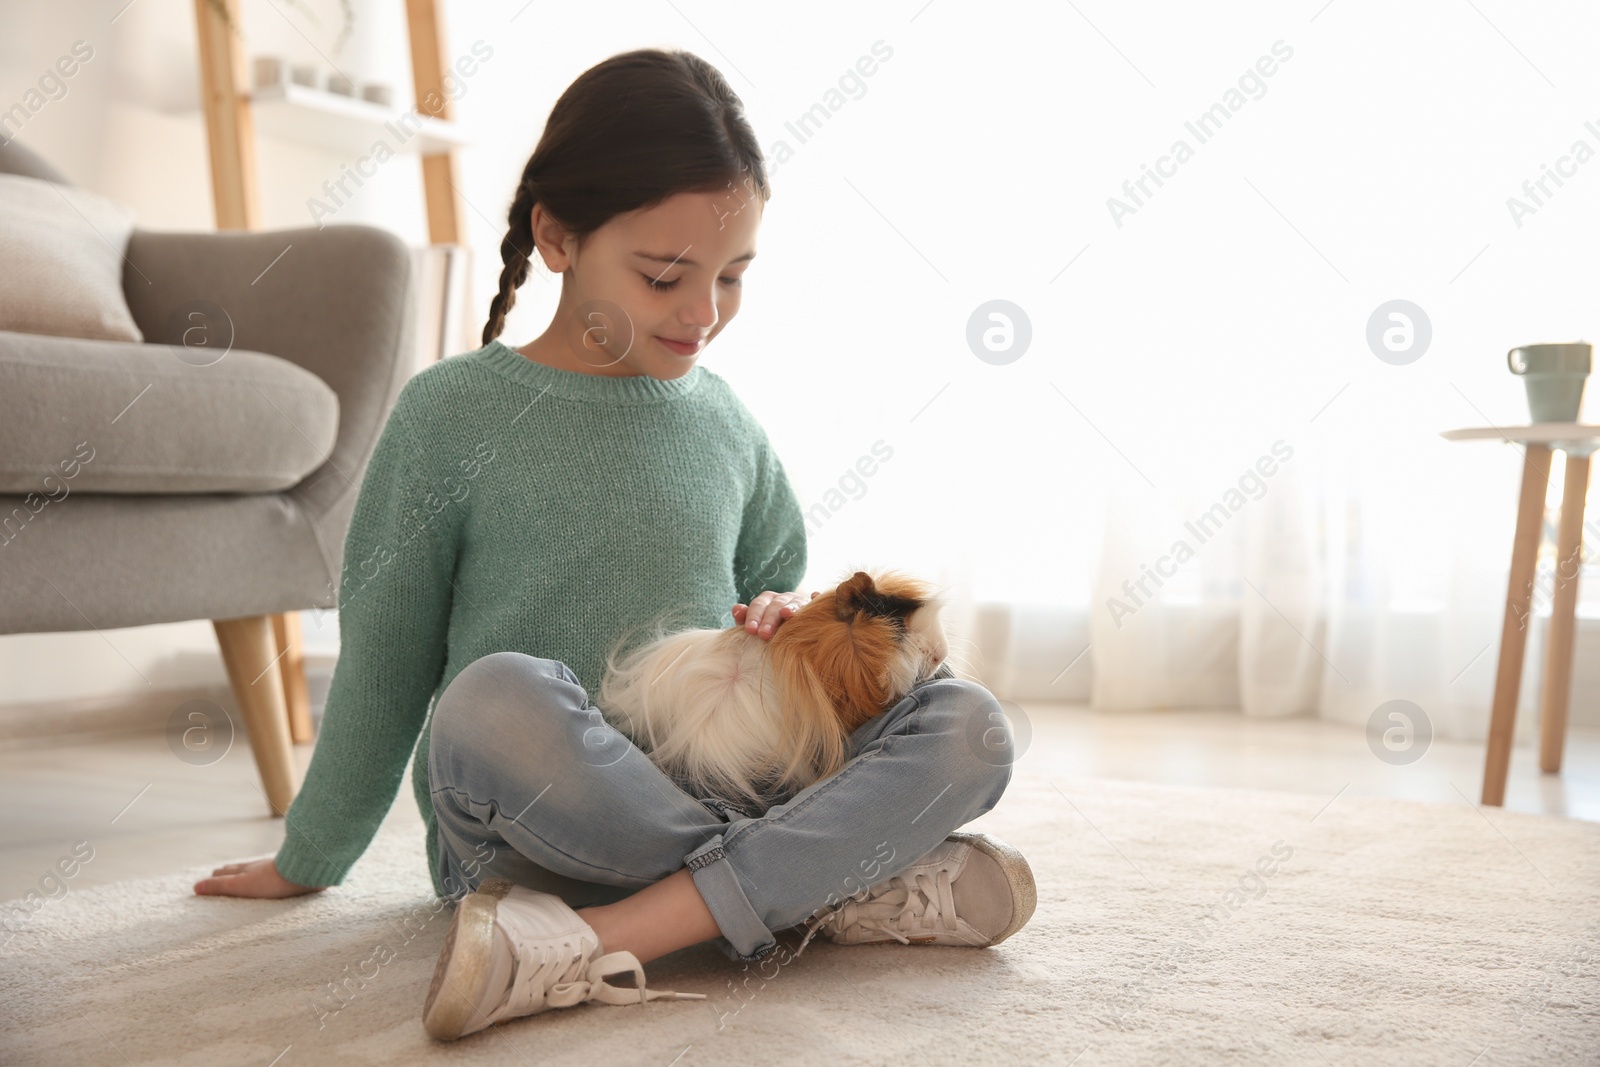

{"left": 121, "top": 224, "right": 416, "bottom": 605}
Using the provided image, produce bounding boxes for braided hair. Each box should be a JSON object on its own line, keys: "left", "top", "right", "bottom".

{"left": 481, "top": 49, "right": 770, "bottom": 347}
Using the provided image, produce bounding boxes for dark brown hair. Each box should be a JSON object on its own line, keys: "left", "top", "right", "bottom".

{"left": 481, "top": 49, "right": 770, "bottom": 346}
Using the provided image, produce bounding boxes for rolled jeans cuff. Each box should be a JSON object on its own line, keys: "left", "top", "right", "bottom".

{"left": 685, "top": 834, "right": 776, "bottom": 961}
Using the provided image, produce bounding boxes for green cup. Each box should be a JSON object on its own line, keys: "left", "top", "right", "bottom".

{"left": 1508, "top": 341, "right": 1591, "bottom": 423}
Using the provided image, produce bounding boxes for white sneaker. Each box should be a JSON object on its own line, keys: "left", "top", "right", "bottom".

{"left": 794, "top": 832, "right": 1036, "bottom": 957}
{"left": 423, "top": 878, "right": 705, "bottom": 1041}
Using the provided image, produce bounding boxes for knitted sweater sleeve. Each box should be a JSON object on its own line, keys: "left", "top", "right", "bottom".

{"left": 733, "top": 429, "right": 808, "bottom": 604}
{"left": 273, "top": 403, "right": 457, "bottom": 888}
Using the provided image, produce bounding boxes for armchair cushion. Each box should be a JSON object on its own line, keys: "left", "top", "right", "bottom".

{"left": 0, "top": 173, "right": 143, "bottom": 343}
{"left": 0, "top": 329, "right": 337, "bottom": 493}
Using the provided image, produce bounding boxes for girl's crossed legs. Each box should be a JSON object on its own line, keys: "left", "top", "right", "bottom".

{"left": 427, "top": 651, "right": 1014, "bottom": 963}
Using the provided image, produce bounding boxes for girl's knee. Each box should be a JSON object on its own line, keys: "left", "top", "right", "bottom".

{"left": 432, "top": 651, "right": 583, "bottom": 748}
{"left": 918, "top": 676, "right": 1015, "bottom": 800}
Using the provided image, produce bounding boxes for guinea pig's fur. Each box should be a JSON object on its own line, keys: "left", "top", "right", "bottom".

{"left": 597, "top": 569, "right": 951, "bottom": 813}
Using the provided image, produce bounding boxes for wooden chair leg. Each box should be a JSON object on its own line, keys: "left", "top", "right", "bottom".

{"left": 1539, "top": 451, "right": 1592, "bottom": 774}
{"left": 213, "top": 615, "right": 297, "bottom": 816}
{"left": 1483, "top": 443, "right": 1552, "bottom": 806}
{"left": 272, "top": 611, "right": 314, "bottom": 744}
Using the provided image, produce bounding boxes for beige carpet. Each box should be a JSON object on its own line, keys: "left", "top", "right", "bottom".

{"left": 3, "top": 772, "right": 1598, "bottom": 1066}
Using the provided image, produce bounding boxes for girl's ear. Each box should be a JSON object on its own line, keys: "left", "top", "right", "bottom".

{"left": 529, "top": 203, "right": 577, "bottom": 273}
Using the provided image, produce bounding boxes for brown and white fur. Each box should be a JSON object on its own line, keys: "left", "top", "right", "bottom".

{"left": 597, "top": 569, "right": 951, "bottom": 813}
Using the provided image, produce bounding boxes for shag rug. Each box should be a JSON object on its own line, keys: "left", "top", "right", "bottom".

{"left": 3, "top": 772, "right": 1598, "bottom": 1066}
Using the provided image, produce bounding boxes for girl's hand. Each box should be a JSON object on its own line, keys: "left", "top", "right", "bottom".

{"left": 733, "top": 589, "right": 820, "bottom": 641}
{"left": 193, "top": 857, "right": 326, "bottom": 899}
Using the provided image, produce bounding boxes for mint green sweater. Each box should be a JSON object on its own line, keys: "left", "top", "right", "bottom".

{"left": 273, "top": 340, "right": 808, "bottom": 893}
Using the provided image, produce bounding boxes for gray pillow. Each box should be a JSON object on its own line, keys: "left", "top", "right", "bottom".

{"left": 0, "top": 172, "right": 143, "bottom": 342}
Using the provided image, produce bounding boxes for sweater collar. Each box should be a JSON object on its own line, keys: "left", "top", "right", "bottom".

{"left": 477, "top": 340, "right": 706, "bottom": 403}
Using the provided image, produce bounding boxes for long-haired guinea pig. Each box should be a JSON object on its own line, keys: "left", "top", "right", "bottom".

{"left": 597, "top": 569, "right": 952, "bottom": 814}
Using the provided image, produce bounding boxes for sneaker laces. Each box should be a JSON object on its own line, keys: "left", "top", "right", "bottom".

{"left": 794, "top": 868, "right": 958, "bottom": 958}
{"left": 502, "top": 938, "right": 705, "bottom": 1018}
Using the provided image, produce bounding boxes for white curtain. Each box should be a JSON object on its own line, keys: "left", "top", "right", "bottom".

{"left": 1077, "top": 420, "right": 1559, "bottom": 745}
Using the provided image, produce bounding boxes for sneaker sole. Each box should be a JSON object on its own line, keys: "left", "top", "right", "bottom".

{"left": 422, "top": 878, "right": 513, "bottom": 1041}
{"left": 946, "top": 831, "right": 1036, "bottom": 946}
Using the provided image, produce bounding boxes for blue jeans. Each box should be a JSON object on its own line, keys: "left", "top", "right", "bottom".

{"left": 427, "top": 651, "right": 1014, "bottom": 962}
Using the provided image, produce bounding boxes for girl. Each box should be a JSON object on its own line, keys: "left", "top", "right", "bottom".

{"left": 193, "top": 47, "right": 1035, "bottom": 1041}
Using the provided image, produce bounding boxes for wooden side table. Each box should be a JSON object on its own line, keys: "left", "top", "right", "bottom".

{"left": 1441, "top": 424, "right": 1599, "bottom": 805}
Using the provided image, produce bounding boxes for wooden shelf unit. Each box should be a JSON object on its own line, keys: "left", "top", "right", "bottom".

{"left": 192, "top": 0, "right": 467, "bottom": 805}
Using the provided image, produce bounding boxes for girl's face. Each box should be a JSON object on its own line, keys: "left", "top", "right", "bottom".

{"left": 524, "top": 178, "right": 762, "bottom": 379}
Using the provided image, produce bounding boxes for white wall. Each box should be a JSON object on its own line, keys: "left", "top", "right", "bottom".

{"left": 5, "top": 1, "right": 1599, "bottom": 728}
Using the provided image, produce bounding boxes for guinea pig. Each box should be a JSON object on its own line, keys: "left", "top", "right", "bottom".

{"left": 597, "top": 569, "right": 952, "bottom": 815}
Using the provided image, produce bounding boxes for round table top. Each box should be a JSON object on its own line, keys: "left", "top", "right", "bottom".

{"left": 1441, "top": 423, "right": 1600, "bottom": 456}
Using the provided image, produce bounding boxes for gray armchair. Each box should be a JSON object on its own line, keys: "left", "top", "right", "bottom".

{"left": 0, "top": 139, "right": 415, "bottom": 815}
